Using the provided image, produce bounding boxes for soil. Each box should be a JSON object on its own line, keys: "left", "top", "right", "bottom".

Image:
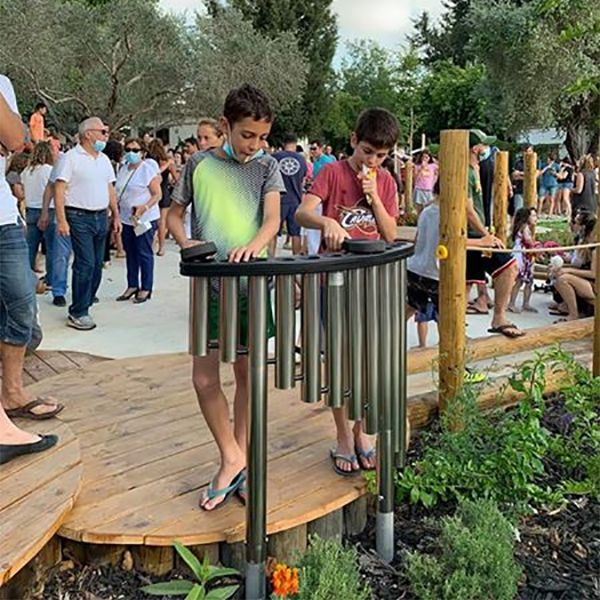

{"left": 41, "top": 397, "right": 599, "bottom": 600}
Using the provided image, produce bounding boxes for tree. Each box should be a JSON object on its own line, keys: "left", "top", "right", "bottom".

{"left": 210, "top": 0, "right": 338, "bottom": 137}
{"left": 0, "top": 0, "right": 190, "bottom": 131}
{"left": 468, "top": 0, "right": 600, "bottom": 157}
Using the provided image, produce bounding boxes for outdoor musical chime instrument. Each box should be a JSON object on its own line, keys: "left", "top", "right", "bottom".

{"left": 181, "top": 239, "right": 414, "bottom": 600}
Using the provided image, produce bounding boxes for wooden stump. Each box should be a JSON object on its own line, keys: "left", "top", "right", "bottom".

{"left": 131, "top": 546, "right": 174, "bottom": 576}
{"left": 307, "top": 508, "right": 343, "bottom": 542}
{"left": 220, "top": 541, "right": 246, "bottom": 574}
{"left": 268, "top": 524, "right": 307, "bottom": 564}
{"left": 344, "top": 496, "right": 368, "bottom": 536}
{"left": 175, "top": 543, "right": 220, "bottom": 572}
{"left": 83, "top": 543, "right": 127, "bottom": 567}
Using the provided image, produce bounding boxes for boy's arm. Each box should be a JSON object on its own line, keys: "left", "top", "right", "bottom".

{"left": 229, "top": 191, "right": 281, "bottom": 263}
{"left": 361, "top": 175, "right": 397, "bottom": 242}
{"left": 295, "top": 193, "right": 350, "bottom": 251}
{"left": 167, "top": 202, "right": 199, "bottom": 249}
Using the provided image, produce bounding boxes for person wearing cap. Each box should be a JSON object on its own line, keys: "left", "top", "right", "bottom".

{"left": 466, "top": 129, "right": 524, "bottom": 338}
{"left": 511, "top": 143, "right": 534, "bottom": 215}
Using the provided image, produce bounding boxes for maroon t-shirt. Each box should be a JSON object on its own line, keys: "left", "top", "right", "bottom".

{"left": 310, "top": 160, "right": 399, "bottom": 241}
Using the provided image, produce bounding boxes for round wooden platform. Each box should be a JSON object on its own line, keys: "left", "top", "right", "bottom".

{"left": 0, "top": 419, "right": 82, "bottom": 584}
{"left": 25, "top": 354, "right": 366, "bottom": 547}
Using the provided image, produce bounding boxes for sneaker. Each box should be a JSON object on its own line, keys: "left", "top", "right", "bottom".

{"left": 53, "top": 296, "right": 67, "bottom": 307}
{"left": 67, "top": 314, "right": 96, "bottom": 331}
{"left": 92, "top": 296, "right": 99, "bottom": 304}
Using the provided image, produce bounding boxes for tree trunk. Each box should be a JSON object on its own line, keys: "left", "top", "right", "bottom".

{"left": 564, "top": 96, "right": 600, "bottom": 161}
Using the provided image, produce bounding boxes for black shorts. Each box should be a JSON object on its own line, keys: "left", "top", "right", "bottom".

{"left": 466, "top": 249, "right": 516, "bottom": 284}
{"left": 407, "top": 271, "right": 439, "bottom": 314}
{"left": 279, "top": 202, "right": 301, "bottom": 237}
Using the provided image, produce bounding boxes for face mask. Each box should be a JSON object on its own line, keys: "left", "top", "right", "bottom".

{"left": 125, "top": 151, "right": 142, "bottom": 165}
{"left": 479, "top": 147, "right": 491, "bottom": 162}
{"left": 93, "top": 140, "right": 106, "bottom": 153}
{"left": 224, "top": 124, "right": 265, "bottom": 164}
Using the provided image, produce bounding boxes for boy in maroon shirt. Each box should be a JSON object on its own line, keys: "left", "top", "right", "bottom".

{"left": 296, "top": 108, "right": 400, "bottom": 475}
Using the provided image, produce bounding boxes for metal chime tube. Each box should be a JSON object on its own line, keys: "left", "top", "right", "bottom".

{"left": 301, "top": 273, "right": 321, "bottom": 404}
{"left": 390, "top": 262, "right": 401, "bottom": 461}
{"left": 219, "top": 277, "right": 239, "bottom": 363}
{"left": 275, "top": 275, "right": 296, "bottom": 390}
{"left": 363, "top": 266, "right": 380, "bottom": 434}
{"left": 376, "top": 263, "right": 394, "bottom": 563}
{"left": 347, "top": 268, "right": 364, "bottom": 421}
{"left": 396, "top": 261, "right": 409, "bottom": 468}
{"left": 326, "top": 271, "right": 344, "bottom": 408}
{"left": 189, "top": 277, "right": 209, "bottom": 357}
{"left": 246, "top": 276, "right": 269, "bottom": 600}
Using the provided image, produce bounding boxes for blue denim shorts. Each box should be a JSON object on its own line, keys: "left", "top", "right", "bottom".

{"left": 0, "top": 222, "right": 37, "bottom": 346}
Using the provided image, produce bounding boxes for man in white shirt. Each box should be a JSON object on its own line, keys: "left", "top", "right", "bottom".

{"left": 0, "top": 74, "right": 60, "bottom": 465}
{"left": 54, "top": 117, "right": 121, "bottom": 330}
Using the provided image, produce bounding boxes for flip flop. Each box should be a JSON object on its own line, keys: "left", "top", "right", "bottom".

{"left": 548, "top": 309, "right": 568, "bottom": 316}
{"left": 330, "top": 449, "right": 359, "bottom": 477}
{"left": 5, "top": 398, "right": 64, "bottom": 420}
{"left": 0, "top": 434, "right": 58, "bottom": 465}
{"left": 487, "top": 323, "right": 526, "bottom": 339}
{"left": 354, "top": 445, "right": 376, "bottom": 471}
{"left": 236, "top": 472, "right": 247, "bottom": 506}
{"left": 200, "top": 469, "right": 246, "bottom": 511}
{"left": 466, "top": 305, "right": 489, "bottom": 315}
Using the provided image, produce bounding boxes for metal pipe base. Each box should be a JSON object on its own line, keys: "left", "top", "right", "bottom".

{"left": 245, "top": 562, "right": 266, "bottom": 600}
{"left": 376, "top": 511, "right": 395, "bottom": 564}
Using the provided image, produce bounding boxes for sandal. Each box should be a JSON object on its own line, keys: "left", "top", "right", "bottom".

{"left": 0, "top": 434, "right": 58, "bottom": 465}
{"left": 466, "top": 304, "right": 489, "bottom": 315}
{"left": 116, "top": 288, "right": 138, "bottom": 301}
{"left": 330, "top": 448, "right": 359, "bottom": 477}
{"left": 487, "top": 323, "right": 525, "bottom": 339}
{"left": 236, "top": 471, "right": 247, "bottom": 506}
{"left": 354, "top": 445, "right": 376, "bottom": 471}
{"left": 200, "top": 469, "right": 245, "bottom": 511}
{"left": 5, "top": 398, "right": 64, "bottom": 420}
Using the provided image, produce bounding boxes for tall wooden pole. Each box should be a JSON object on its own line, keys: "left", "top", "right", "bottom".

{"left": 438, "top": 130, "right": 469, "bottom": 421}
{"left": 404, "top": 160, "right": 414, "bottom": 212}
{"left": 493, "top": 151, "right": 510, "bottom": 246}
{"left": 594, "top": 201, "right": 600, "bottom": 377}
{"left": 524, "top": 152, "right": 538, "bottom": 209}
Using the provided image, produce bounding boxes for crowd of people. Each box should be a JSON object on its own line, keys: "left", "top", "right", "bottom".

{"left": 1, "top": 75, "right": 599, "bottom": 522}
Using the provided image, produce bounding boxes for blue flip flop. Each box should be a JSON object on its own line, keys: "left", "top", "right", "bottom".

{"left": 236, "top": 471, "right": 247, "bottom": 506}
{"left": 355, "top": 445, "right": 376, "bottom": 471}
{"left": 200, "top": 469, "right": 245, "bottom": 511}
{"left": 330, "top": 448, "right": 359, "bottom": 477}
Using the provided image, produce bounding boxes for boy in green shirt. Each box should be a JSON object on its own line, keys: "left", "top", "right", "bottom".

{"left": 168, "top": 84, "right": 285, "bottom": 510}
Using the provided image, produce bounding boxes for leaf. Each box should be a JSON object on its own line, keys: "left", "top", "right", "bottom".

{"left": 141, "top": 580, "right": 195, "bottom": 596}
{"left": 205, "top": 566, "right": 241, "bottom": 582}
{"left": 174, "top": 541, "right": 204, "bottom": 582}
{"left": 185, "top": 584, "right": 205, "bottom": 600}
{"left": 205, "top": 585, "right": 240, "bottom": 600}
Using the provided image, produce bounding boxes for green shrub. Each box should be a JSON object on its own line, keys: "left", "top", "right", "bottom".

{"left": 407, "top": 499, "right": 522, "bottom": 600}
{"left": 294, "top": 535, "right": 370, "bottom": 600}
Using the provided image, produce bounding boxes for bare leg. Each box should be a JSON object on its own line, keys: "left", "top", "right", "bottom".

{"left": 417, "top": 321, "right": 428, "bottom": 348}
{"left": 508, "top": 278, "right": 522, "bottom": 312}
{"left": 522, "top": 283, "right": 538, "bottom": 312}
{"left": 268, "top": 236, "right": 278, "bottom": 258}
{"left": 192, "top": 352, "right": 245, "bottom": 510}
{"left": 352, "top": 420, "right": 376, "bottom": 469}
{"left": 491, "top": 262, "right": 520, "bottom": 330}
{"left": 554, "top": 274, "right": 595, "bottom": 320}
{"left": 563, "top": 189, "right": 572, "bottom": 220}
{"left": 291, "top": 235, "right": 302, "bottom": 255}
{"left": 157, "top": 207, "right": 168, "bottom": 255}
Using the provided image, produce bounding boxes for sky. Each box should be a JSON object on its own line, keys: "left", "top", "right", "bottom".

{"left": 157, "top": 0, "right": 445, "bottom": 60}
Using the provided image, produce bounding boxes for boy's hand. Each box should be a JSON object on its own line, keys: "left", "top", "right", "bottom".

{"left": 322, "top": 218, "right": 350, "bottom": 251}
{"left": 229, "top": 241, "right": 263, "bottom": 263}
{"left": 181, "top": 239, "right": 203, "bottom": 250}
{"left": 359, "top": 169, "right": 379, "bottom": 205}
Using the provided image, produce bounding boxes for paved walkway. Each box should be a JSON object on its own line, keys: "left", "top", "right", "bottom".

{"left": 37, "top": 239, "right": 557, "bottom": 359}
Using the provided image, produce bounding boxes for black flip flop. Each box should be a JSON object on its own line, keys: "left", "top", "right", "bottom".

{"left": 488, "top": 323, "right": 526, "bottom": 339}
{"left": 0, "top": 434, "right": 58, "bottom": 465}
{"left": 5, "top": 398, "right": 64, "bottom": 420}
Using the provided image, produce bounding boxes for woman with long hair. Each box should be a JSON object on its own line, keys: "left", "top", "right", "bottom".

{"left": 572, "top": 155, "right": 598, "bottom": 216}
{"left": 21, "top": 142, "right": 55, "bottom": 287}
{"left": 147, "top": 138, "right": 178, "bottom": 256}
{"left": 412, "top": 149, "right": 438, "bottom": 214}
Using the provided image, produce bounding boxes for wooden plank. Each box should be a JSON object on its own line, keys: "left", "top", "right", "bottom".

{"left": 22, "top": 353, "right": 61, "bottom": 382}
{"left": 34, "top": 350, "right": 79, "bottom": 374}
{"left": 268, "top": 524, "right": 307, "bottom": 564}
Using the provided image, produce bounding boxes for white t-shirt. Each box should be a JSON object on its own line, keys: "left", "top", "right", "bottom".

{"left": 22, "top": 164, "right": 53, "bottom": 209}
{"left": 0, "top": 75, "right": 21, "bottom": 226}
{"left": 55, "top": 144, "right": 116, "bottom": 210}
{"left": 115, "top": 159, "right": 160, "bottom": 226}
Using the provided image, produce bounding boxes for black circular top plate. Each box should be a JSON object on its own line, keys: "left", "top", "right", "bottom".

{"left": 180, "top": 242, "right": 218, "bottom": 262}
{"left": 180, "top": 240, "right": 414, "bottom": 277}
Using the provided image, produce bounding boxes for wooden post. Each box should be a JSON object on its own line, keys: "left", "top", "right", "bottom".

{"left": 524, "top": 152, "right": 538, "bottom": 208}
{"left": 493, "top": 151, "right": 509, "bottom": 246}
{"left": 594, "top": 202, "right": 600, "bottom": 376}
{"left": 438, "top": 130, "right": 469, "bottom": 421}
{"left": 404, "top": 160, "right": 414, "bottom": 212}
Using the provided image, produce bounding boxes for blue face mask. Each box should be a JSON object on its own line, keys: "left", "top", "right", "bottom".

{"left": 125, "top": 151, "right": 142, "bottom": 165}
{"left": 223, "top": 124, "right": 265, "bottom": 164}
{"left": 93, "top": 140, "right": 106, "bottom": 153}
{"left": 479, "top": 147, "right": 491, "bottom": 162}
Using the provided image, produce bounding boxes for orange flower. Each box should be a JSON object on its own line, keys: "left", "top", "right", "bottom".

{"left": 271, "top": 563, "right": 299, "bottom": 598}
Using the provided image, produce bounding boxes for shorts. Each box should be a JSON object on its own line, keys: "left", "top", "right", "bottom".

{"left": 415, "top": 302, "right": 438, "bottom": 323}
{"left": 208, "top": 292, "right": 275, "bottom": 348}
{"left": 279, "top": 202, "right": 301, "bottom": 237}
{"left": 538, "top": 186, "right": 557, "bottom": 199}
{"left": 466, "top": 249, "right": 516, "bottom": 285}
{"left": 407, "top": 270, "right": 439, "bottom": 314}
{"left": 413, "top": 189, "right": 434, "bottom": 206}
{"left": 558, "top": 182, "right": 574, "bottom": 190}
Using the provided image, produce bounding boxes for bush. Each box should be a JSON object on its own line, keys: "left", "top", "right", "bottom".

{"left": 294, "top": 535, "right": 370, "bottom": 600}
{"left": 407, "top": 498, "right": 522, "bottom": 600}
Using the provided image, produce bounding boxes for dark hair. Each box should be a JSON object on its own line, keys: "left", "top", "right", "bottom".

{"left": 415, "top": 149, "right": 432, "bottom": 165}
{"left": 355, "top": 108, "right": 399, "bottom": 149}
{"left": 296, "top": 144, "right": 304, "bottom": 153}
{"left": 224, "top": 84, "right": 273, "bottom": 125}
{"left": 28, "top": 141, "right": 54, "bottom": 168}
{"left": 147, "top": 138, "right": 168, "bottom": 163}
{"left": 103, "top": 140, "right": 124, "bottom": 164}
{"left": 34, "top": 102, "right": 47, "bottom": 111}
{"left": 512, "top": 207, "right": 535, "bottom": 242}
{"left": 283, "top": 133, "right": 298, "bottom": 146}
{"left": 184, "top": 137, "right": 199, "bottom": 148}
{"left": 309, "top": 139, "right": 323, "bottom": 148}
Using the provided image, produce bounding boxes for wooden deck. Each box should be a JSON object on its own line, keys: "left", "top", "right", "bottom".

{"left": 0, "top": 418, "right": 82, "bottom": 584}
